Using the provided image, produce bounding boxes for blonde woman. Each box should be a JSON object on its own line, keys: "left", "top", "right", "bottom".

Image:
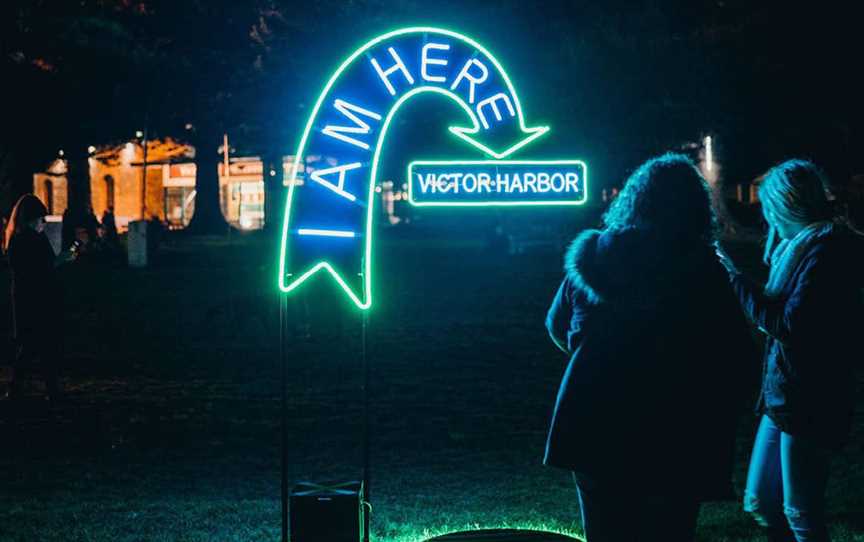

{"left": 719, "top": 160, "right": 864, "bottom": 542}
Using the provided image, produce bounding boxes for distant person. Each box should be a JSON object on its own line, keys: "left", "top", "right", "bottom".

{"left": 544, "top": 153, "right": 756, "bottom": 541}
{"left": 717, "top": 160, "right": 864, "bottom": 542}
{"left": 100, "top": 207, "right": 119, "bottom": 262}
{"left": 61, "top": 207, "right": 74, "bottom": 249}
{"left": 147, "top": 214, "right": 164, "bottom": 256}
{"left": 2, "top": 194, "right": 72, "bottom": 402}
{"left": 83, "top": 205, "right": 100, "bottom": 244}
{"left": 101, "top": 206, "right": 118, "bottom": 242}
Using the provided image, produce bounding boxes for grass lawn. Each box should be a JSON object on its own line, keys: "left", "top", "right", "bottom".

{"left": 0, "top": 228, "right": 862, "bottom": 542}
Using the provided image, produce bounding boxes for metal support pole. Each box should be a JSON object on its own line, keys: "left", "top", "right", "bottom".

{"left": 280, "top": 293, "right": 289, "bottom": 542}
{"left": 280, "top": 285, "right": 369, "bottom": 542}
{"left": 361, "top": 309, "right": 370, "bottom": 542}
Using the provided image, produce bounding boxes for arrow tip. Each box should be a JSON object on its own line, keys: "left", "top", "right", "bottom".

{"left": 449, "top": 125, "right": 550, "bottom": 159}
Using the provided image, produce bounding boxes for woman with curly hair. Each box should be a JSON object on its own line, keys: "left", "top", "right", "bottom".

{"left": 718, "top": 160, "right": 864, "bottom": 542}
{"left": 544, "top": 153, "right": 756, "bottom": 541}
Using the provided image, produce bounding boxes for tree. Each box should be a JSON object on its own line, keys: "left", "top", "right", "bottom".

{"left": 1, "top": 1, "right": 151, "bottom": 230}
{"left": 124, "top": 1, "right": 270, "bottom": 234}
{"left": 2, "top": 1, "right": 264, "bottom": 234}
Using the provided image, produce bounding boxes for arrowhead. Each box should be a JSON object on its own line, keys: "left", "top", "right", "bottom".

{"left": 449, "top": 124, "right": 550, "bottom": 159}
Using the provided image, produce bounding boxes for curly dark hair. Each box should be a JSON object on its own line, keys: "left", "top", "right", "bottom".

{"left": 603, "top": 152, "right": 718, "bottom": 245}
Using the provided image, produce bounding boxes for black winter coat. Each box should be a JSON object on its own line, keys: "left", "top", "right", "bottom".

{"left": 544, "top": 227, "right": 756, "bottom": 500}
{"left": 8, "top": 229, "right": 62, "bottom": 362}
{"left": 732, "top": 224, "right": 864, "bottom": 449}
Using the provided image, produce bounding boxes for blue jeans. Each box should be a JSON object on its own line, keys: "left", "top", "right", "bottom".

{"left": 744, "top": 415, "right": 831, "bottom": 542}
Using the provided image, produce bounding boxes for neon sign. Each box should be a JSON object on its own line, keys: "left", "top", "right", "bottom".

{"left": 408, "top": 160, "right": 587, "bottom": 206}
{"left": 279, "top": 27, "right": 587, "bottom": 309}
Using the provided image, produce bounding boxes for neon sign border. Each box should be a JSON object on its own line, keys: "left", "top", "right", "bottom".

{"left": 407, "top": 159, "right": 589, "bottom": 207}
{"left": 279, "top": 27, "right": 553, "bottom": 309}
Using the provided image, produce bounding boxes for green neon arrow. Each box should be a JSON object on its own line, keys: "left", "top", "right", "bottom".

{"left": 450, "top": 125, "right": 549, "bottom": 161}
{"left": 279, "top": 27, "right": 552, "bottom": 309}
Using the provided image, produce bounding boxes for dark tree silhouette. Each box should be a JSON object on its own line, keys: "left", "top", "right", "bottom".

{"left": 1, "top": 1, "right": 148, "bottom": 224}
{"left": 3, "top": 0, "right": 860, "bottom": 230}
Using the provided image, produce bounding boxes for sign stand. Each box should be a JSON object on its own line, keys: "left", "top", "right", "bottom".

{"left": 279, "top": 289, "right": 372, "bottom": 542}
{"left": 280, "top": 293, "right": 289, "bottom": 542}
{"left": 361, "top": 308, "right": 371, "bottom": 542}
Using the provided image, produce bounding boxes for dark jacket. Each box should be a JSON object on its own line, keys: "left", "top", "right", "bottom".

{"left": 8, "top": 229, "right": 62, "bottom": 360}
{"left": 544, "top": 227, "right": 756, "bottom": 500}
{"left": 732, "top": 223, "right": 864, "bottom": 449}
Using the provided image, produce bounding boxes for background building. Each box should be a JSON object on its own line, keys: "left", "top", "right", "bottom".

{"left": 33, "top": 138, "right": 296, "bottom": 231}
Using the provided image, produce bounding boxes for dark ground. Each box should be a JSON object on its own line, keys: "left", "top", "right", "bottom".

{"left": 0, "top": 224, "right": 862, "bottom": 542}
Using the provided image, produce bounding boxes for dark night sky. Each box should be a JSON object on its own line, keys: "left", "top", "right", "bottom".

{"left": 2, "top": 0, "right": 863, "bottom": 208}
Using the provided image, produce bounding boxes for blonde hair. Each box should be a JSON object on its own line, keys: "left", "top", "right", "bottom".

{"left": 759, "top": 159, "right": 833, "bottom": 262}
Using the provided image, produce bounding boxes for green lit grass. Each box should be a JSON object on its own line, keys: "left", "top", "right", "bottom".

{"left": 0, "top": 232, "right": 862, "bottom": 541}
{"left": 393, "top": 524, "right": 584, "bottom": 542}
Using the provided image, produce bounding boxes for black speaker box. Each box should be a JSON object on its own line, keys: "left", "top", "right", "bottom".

{"left": 290, "top": 481, "right": 365, "bottom": 542}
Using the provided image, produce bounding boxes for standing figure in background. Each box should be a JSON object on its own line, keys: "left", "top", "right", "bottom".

{"left": 718, "top": 160, "right": 864, "bottom": 542}
{"left": 101, "top": 206, "right": 118, "bottom": 243}
{"left": 544, "top": 153, "right": 756, "bottom": 541}
{"left": 61, "top": 207, "right": 73, "bottom": 249}
{"left": 147, "top": 213, "right": 164, "bottom": 259}
{"left": 83, "top": 205, "right": 101, "bottom": 245}
{"left": 3, "top": 194, "right": 69, "bottom": 402}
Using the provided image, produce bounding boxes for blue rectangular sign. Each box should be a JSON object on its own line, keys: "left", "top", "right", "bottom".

{"left": 408, "top": 160, "right": 587, "bottom": 206}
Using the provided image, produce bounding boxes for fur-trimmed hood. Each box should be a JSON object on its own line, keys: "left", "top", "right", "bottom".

{"left": 564, "top": 227, "right": 716, "bottom": 303}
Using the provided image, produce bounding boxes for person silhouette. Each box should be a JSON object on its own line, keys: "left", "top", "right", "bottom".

{"left": 102, "top": 206, "right": 118, "bottom": 242}
{"left": 718, "top": 159, "right": 864, "bottom": 542}
{"left": 3, "top": 194, "right": 72, "bottom": 402}
{"left": 545, "top": 153, "right": 756, "bottom": 542}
